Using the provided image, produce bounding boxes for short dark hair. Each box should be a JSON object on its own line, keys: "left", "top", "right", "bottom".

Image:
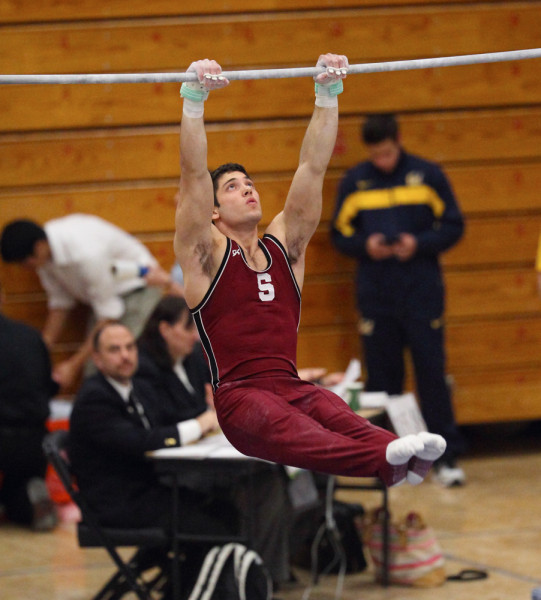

{"left": 138, "top": 295, "right": 194, "bottom": 369}
{"left": 210, "top": 163, "right": 251, "bottom": 207}
{"left": 0, "top": 219, "right": 46, "bottom": 262}
{"left": 361, "top": 114, "right": 399, "bottom": 145}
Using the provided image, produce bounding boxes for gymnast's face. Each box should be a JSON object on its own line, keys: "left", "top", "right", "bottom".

{"left": 213, "top": 171, "right": 261, "bottom": 226}
{"left": 366, "top": 138, "right": 401, "bottom": 174}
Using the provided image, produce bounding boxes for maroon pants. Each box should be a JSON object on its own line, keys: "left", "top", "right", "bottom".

{"left": 214, "top": 376, "right": 403, "bottom": 486}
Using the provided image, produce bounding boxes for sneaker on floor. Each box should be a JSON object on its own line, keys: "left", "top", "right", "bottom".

{"left": 433, "top": 460, "right": 466, "bottom": 487}
{"left": 26, "top": 477, "right": 58, "bottom": 531}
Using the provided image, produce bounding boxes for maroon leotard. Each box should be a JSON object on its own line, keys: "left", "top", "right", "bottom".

{"left": 192, "top": 234, "right": 300, "bottom": 390}
{"left": 191, "top": 233, "right": 401, "bottom": 485}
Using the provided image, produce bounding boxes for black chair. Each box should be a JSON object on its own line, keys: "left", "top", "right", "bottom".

{"left": 43, "top": 430, "right": 170, "bottom": 600}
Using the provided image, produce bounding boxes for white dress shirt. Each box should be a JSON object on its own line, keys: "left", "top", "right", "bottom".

{"left": 39, "top": 214, "right": 157, "bottom": 320}
{"left": 173, "top": 359, "right": 202, "bottom": 445}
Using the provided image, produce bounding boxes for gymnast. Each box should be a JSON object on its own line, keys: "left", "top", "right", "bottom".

{"left": 173, "top": 54, "right": 446, "bottom": 487}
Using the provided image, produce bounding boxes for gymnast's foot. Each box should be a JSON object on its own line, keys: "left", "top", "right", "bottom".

{"left": 406, "top": 432, "right": 447, "bottom": 485}
{"left": 385, "top": 434, "right": 425, "bottom": 487}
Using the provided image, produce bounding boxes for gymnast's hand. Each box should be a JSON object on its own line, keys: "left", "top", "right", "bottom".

{"left": 313, "top": 53, "right": 349, "bottom": 84}
{"left": 187, "top": 59, "right": 230, "bottom": 90}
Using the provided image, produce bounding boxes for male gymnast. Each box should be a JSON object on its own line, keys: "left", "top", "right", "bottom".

{"left": 174, "top": 54, "right": 446, "bottom": 487}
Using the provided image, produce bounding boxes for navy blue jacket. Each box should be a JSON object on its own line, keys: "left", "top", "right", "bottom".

{"left": 331, "top": 150, "right": 464, "bottom": 319}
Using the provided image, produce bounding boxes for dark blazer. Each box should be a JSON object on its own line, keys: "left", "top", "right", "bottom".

{"left": 0, "top": 314, "right": 58, "bottom": 427}
{"left": 135, "top": 345, "right": 209, "bottom": 434}
{"left": 69, "top": 372, "right": 181, "bottom": 527}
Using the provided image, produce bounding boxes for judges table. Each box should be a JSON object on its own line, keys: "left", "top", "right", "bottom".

{"left": 148, "top": 411, "right": 390, "bottom": 598}
{"left": 149, "top": 434, "right": 268, "bottom": 598}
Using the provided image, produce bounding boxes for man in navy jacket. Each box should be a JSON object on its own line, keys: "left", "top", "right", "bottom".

{"left": 331, "top": 113, "right": 466, "bottom": 486}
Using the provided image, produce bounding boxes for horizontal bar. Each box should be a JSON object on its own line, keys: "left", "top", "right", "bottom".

{"left": 1, "top": 48, "right": 540, "bottom": 85}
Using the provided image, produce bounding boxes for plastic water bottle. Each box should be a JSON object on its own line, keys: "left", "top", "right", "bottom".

{"left": 532, "top": 586, "right": 541, "bottom": 600}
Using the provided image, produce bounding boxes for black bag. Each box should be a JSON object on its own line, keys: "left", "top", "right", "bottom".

{"left": 291, "top": 500, "right": 367, "bottom": 574}
{"left": 186, "top": 543, "right": 272, "bottom": 600}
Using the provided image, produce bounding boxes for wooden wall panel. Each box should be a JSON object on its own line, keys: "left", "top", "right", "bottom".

{"left": 444, "top": 216, "right": 540, "bottom": 269}
{"left": 0, "top": 235, "right": 337, "bottom": 296}
{"left": 0, "top": 185, "right": 178, "bottom": 234}
{"left": 296, "top": 326, "right": 359, "bottom": 373}
{"left": 1, "top": 5, "right": 540, "bottom": 75}
{"left": 447, "top": 317, "right": 541, "bottom": 371}
{"left": 7, "top": 265, "right": 540, "bottom": 340}
{"left": 3, "top": 60, "right": 541, "bottom": 132}
{"left": 0, "top": 0, "right": 486, "bottom": 24}
{"left": 0, "top": 177, "right": 338, "bottom": 233}
{"left": 3, "top": 109, "right": 541, "bottom": 188}
{"left": 447, "top": 162, "right": 541, "bottom": 215}
{"left": 446, "top": 269, "right": 541, "bottom": 320}
{"left": 1, "top": 300, "right": 90, "bottom": 343}
{"left": 297, "top": 268, "right": 541, "bottom": 328}
{"left": 5, "top": 213, "right": 539, "bottom": 297}
{"left": 2, "top": 162, "right": 541, "bottom": 236}
{"left": 452, "top": 368, "right": 541, "bottom": 424}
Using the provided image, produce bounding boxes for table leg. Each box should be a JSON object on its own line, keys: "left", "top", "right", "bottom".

{"left": 171, "top": 471, "right": 181, "bottom": 599}
{"left": 382, "top": 485, "right": 390, "bottom": 587}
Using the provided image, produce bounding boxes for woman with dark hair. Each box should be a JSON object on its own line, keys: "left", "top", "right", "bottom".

{"left": 136, "top": 295, "right": 218, "bottom": 444}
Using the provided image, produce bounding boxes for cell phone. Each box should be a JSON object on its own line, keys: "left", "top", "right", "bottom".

{"left": 384, "top": 234, "right": 398, "bottom": 245}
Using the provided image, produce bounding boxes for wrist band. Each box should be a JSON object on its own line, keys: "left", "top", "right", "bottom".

{"left": 180, "top": 81, "right": 209, "bottom": 118}
{"left": 314, "top": 79, "right": 343, "bottom": 108}
{"left": 180, "top": 82, "right": 209, "bottom": 102}
{"left": 314, "top": 80, "right": 344, "bottom": 97}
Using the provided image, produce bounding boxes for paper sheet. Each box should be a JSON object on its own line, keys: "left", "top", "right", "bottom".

{"left": 151, "top": 433, "right": 253, "bottom": 460}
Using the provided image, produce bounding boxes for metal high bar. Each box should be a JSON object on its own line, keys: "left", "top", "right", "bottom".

{"left": 0, "top": 48, "right": 540, "bottom": 85}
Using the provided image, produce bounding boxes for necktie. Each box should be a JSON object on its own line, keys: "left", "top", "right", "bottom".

{"left": 127, "top": 390, "right": 151, "bottom": 430}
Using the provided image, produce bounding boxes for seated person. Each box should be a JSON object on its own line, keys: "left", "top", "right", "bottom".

{"left": 0, "top": 282, "right": 59, "bottom": 531}
{"left": 136, "top": 295, "right": 216, "bottom": 439}
{"left": 69, "top": 321, "right": 233, "bottom": 524}
{"left": 135, "top": 296, "right": 292, "bottom": 586}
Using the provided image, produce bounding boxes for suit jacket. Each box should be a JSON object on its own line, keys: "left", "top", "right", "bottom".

{"left": 69, "top": 372, "right": 181, "bottom": 526}
{"left": 135, "top": 345, "right": 209, "bottom": 433}
{"left": 0, "top": 314, "right": 58, "bottom": 427}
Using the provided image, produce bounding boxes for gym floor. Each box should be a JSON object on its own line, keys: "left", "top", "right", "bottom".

{"left": 1, "top": 422, "right": 540, "bottom": 600}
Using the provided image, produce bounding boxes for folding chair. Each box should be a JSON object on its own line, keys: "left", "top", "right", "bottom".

{"left": 43, "top": 430, "right": 169, "bottom": 600}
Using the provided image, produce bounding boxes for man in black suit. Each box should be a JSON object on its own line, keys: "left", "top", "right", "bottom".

{"left": 69, "top": 322, "right": 233, "bottom": 533}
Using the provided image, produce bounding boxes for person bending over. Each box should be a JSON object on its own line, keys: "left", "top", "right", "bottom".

{"left": 173, "top": 54, "right": 445, "bottom": 487}
{"left": 0, "top": 214, "right": 182, "bottom": 390}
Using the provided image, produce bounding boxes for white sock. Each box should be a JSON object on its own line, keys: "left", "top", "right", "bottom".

{"left": 416, "top": 432, "right": 447, "bottom": 461}
{"left": 406, "top": 432, "right": 447, "bottom": 485}
{"left": 386, "top": 434, "right": 425, "bottom": 465}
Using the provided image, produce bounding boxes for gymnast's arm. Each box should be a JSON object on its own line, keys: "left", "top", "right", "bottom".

{"left": 174, "top": 60, "right": 229, "bottom": 307}
{"left": 266, "top": 53, "right": 348, "bottom": 286}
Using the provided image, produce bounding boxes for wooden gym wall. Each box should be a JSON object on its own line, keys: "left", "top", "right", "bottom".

{"left": 1, "top": 0, "right": 541, "bottom": 424}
